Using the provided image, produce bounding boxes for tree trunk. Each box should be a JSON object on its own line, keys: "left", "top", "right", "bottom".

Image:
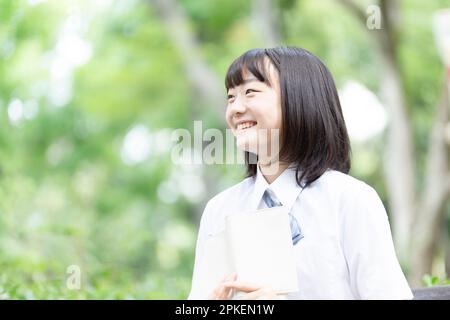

{"left": 338, "top": 0, "right": 450, "bottom": 284}
{"left": 410, "top": 81, "right": 450, "bottom": 285}
{"left": 372, "top": 0, "right": 416, "bottom": 266}
{"left": 379, "top": 54, "right": 416, "bottom": 265}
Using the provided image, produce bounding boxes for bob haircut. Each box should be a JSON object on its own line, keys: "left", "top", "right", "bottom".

{"left": 225, "top": 46, "right": 351, "bottom": 188}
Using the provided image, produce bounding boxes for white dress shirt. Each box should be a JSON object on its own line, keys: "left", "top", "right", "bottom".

{"left": 188, "top": 165, "right": 414, "bottom": 300}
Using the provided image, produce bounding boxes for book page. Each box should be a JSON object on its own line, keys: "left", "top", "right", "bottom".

{"left": 226, "top": 206, "right": 299, "bottom": 295}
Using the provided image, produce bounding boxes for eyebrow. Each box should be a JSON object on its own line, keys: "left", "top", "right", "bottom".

{"left": 227, "top": 79, "right": 260, "bottom": 91}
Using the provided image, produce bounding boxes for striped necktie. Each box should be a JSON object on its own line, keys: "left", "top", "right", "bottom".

{"left": 262, "top": 189, "right": 304, "bottom": 245}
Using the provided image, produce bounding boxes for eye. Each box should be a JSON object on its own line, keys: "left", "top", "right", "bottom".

{"left": 227, "top": 94, "right": 235, "bottom": 102}
{"left": 245, "top": 89, "right": 258, "bottom": 95}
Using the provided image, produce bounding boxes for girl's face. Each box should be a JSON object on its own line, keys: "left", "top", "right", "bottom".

{"left": 225, "top": 62, "right": 282, "bottom": 159}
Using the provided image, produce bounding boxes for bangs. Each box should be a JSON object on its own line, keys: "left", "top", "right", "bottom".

{"left": 225, "top": 48, "right": 274, "bottom": 91}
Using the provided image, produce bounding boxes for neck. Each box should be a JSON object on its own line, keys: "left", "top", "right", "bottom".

{"left": 258, "top": 160, "right": 290, "bottom": 184}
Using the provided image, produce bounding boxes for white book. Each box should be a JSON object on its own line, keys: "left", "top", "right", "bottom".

{"left": 193, "top": 206, "right": 299, "bottom": 299}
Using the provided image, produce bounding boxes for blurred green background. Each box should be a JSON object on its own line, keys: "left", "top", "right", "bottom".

{"left": 0, "top": 0, "right": 449, "bottom": 299}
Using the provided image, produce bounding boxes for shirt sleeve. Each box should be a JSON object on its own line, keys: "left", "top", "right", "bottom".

{"left": 187, "top": 201, "right": 212, "bottom": 300}
{"left": 340, "top": 184, "right": 414, "bottom": 300}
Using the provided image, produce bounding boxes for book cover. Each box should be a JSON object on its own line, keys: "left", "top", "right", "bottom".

{"left": 194, "top": 206, "right": 299, "bottom": 299}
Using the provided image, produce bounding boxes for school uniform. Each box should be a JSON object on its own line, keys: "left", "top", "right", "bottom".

{"left": 188, "top": 164, "right": 414, "bottom": 300}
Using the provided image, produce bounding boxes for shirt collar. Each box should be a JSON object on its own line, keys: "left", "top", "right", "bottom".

{"left": 251, "top": 163, "right": 303, "bottom": 211}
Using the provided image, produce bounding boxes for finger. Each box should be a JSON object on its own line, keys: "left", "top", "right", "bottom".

{"left": 210, "top": 285, "right": 223, "bottom": 299}
{"left": 211, "top": 282, "right": 229, "bottom": 299}
{"left": 222, "top": 281, "right": 261, "bottom": 292}
{"left": 216, "top": 273, "right": 237, "bottom": 299}
{"left": 213, "top": 281, "right": 238, "bottom": 299}
{"left": 219, "top": 286, "right": 237, "bottom": 300}
{"left": 225, "top": 286, "right": 235, "bottom": 300}
{"left": 219, "top": 273, "right": 237, "bottom": 299}
{"left": 218, "top": 284, "right": 233, "bottom": 299}
{"left": 240, "top": 289, "right": 265, "bottom": 300}
{"left": 220, "top": 284, "right": 235, "bottom": 299}
{"left": 210, "top": 272, "right": 238, "bottom": 299}
{"left": 240, "top": 287, "right": 278, "bottom": 300}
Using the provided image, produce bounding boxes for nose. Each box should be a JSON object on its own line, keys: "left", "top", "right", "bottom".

{"left": 227, "top": 95, "right": 246, "bottom": 118}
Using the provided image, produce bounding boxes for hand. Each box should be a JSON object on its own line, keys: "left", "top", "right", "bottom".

{"left": 208, "top": 272, "right": 238, "bottom": 300}
{"left": 222, "top": 280, "right": 279, "bottom": 300}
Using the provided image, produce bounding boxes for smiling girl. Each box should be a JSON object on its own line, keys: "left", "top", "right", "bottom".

{"left": 188, "top": 47, "right": 413, "bottom": 300}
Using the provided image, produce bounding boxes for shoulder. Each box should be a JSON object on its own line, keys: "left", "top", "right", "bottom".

{"left": 315, "top": 170, "right": 375, "bottom": 195}
{"left": 312, "top": 170, "right": 383, "bottom": 213}
{"left": 316, "top": 170, "right": 388, "bottom": 228}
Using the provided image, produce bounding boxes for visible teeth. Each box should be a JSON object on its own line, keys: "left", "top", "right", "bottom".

{"left": 237, "top": 122, "right": 256, "bottom": 130}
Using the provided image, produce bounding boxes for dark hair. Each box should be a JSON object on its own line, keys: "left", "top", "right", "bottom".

{"left": 225, "top": 46, "right": 351, "bottom": 188}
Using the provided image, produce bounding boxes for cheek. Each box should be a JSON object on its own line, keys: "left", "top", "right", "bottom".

{"left": 225, "top": 109, "right": 233, "bottom": 129}
{"left": 272, "top": 99, "right": 283, "bottom": 130}
{"left": 255, "top": 106, "right": 281, "bottom": 130}
{"left": 275, "top": 109, "right": 283, "bottom": 130}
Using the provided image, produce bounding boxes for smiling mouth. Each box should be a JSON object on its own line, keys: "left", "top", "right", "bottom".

{"left": 236, "top": 121, "right": 257, "bottom": 131}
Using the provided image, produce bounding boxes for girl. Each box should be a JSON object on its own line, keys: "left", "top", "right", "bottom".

{"left": 188, "top": 47, "right": 413, "bottom": 300}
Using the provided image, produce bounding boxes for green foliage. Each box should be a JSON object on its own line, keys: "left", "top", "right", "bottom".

{"left": 422, "top": 274, "right": 450, "bottom": 287}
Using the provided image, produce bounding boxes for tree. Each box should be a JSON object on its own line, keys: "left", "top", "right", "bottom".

{"left": 338, "top": 0, "right": 449, "bottom": 286}
{"left": 151, "top": 0, "right": 450, "bottom": 286}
